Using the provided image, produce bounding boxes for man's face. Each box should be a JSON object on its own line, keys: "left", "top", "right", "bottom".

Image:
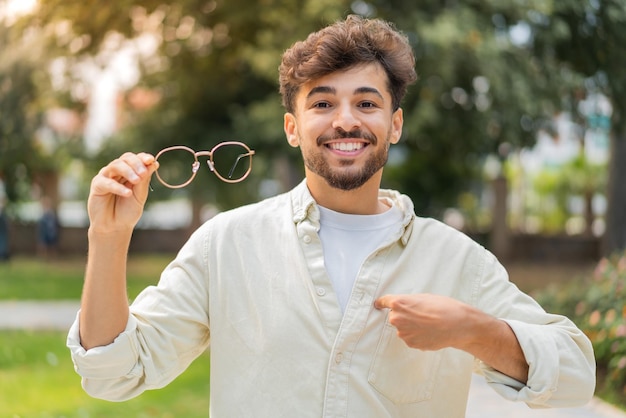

{"left": 284, "top": 63, "right": 403, "bottom": 191}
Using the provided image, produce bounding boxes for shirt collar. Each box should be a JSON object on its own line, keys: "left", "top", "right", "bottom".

{"left": 290, "top": 179, "right": 415, "bottom": 245}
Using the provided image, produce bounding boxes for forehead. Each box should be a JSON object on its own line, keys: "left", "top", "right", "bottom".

{"left": 298, "top": 63, "right": 391, "bottom": 101}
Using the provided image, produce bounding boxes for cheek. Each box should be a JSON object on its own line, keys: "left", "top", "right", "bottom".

{"left": 296, "top": 121, "right": 323, "bottom": 144}
{"left": 300, "top": 118, "right": 321, "bottom": 133}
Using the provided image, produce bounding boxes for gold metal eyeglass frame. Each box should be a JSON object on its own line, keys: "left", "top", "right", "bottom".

{"left": 154, "top": 141, "right": 255, "bottom": 189}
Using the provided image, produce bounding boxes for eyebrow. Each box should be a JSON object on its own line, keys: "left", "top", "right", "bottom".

{"left": 306, "top": 86, "right": 335, "bottom": 99}
{"left": 355, "top": 87, "right": 384, "bottom": 100}
{"left": 306, "top": 86, "right": 385, "bottom": 101}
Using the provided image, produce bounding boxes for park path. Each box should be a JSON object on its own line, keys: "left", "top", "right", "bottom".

{"left": 1, "top": 300, "right": 625, "bottom": 418}
{"left": 0, "top": 300, "right": 79, "bottom": 330}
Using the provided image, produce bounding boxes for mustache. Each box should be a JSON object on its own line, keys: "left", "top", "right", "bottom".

{"left": 317, "top": 129, "right": 377, "bottom": 146}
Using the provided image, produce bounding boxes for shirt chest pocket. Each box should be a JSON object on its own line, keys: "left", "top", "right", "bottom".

{"left": 368, "top": 322, "right": 443, "bottom": 404}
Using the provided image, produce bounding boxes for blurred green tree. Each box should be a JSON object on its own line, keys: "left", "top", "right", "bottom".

{"left": 372, "top": 1, "right": 564, "bottom": 215}
{"left": 374, "top": 1, "right": 624, "bottom": 251}
{"left": 14, "top": 0, "right": 626, "bottom": 245}
{"left": 0, "top": 17, "right": 43, "bottom": 204}
{"left": 0, "top": 5, "right": 86, "bottom": 209}
{"left": 527, "top": 0, "right": 626, "bottom": 253}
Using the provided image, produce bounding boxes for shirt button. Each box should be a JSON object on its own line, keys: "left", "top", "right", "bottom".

{"left": 316, "top": 288, "right": 326, "bottom": 296}
{"left": 335, "top": 353, "right": 344, "bottom": 364}
{"left": 303, "top": 235, "right": 312, "bottom": 244}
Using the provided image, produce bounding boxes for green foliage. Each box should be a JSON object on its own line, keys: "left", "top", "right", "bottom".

{"left": 0, "top": 9, "right": 88, "bottom": 205}
{"left": 372, "top": 0, "right": 565, "bottom": 216}
{"left": 4, "top": 0, "right": 626, "bottom": 228}
{"left": 507, "top": 152, "right": 607, "bottom": 234}
{"left": 0, "top": 21, "right": 44, "bottom": 202}
{"left": 525, "top": 169, "right": 569, "bottom": 232}
{"left": 536, "top": 251, "right": 626, "bottom": 406}
{"left": 528, "top": 0, "right": 626, "bottom": 252}
{"left": 555, "top": 154, "right": 608, "bottom": 196}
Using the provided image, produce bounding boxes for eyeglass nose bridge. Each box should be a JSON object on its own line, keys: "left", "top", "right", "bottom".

{"left": 193, "top": 150, "right": 214, "bottom": 172}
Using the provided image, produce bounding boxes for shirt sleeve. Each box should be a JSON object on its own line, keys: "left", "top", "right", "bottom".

{"left": 67, "top": 313, "right": 148, "bottom": 401}
{"left": 66, "top": 226, "right": 211, "bottom": 401}
{"left": 473, "top": 249, "right": 596, "bottom": 408}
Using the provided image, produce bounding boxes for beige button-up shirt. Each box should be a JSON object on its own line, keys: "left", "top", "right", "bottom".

{"left": 67, "top": 181, "right": 595, "bottom": 417}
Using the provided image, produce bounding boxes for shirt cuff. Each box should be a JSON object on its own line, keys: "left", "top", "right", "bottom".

{"left": 478, "top": 319, "right": 558, "bottom": 406}
{"left": 66, "top": 311, "right": 142, "bottom": 380}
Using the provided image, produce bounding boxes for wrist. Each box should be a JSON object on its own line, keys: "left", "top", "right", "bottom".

{"left": 88, "top": 226, "right": 134, "bottom": 245}
{"left": 453, "top": 305, "right": 497, "bottom": 352}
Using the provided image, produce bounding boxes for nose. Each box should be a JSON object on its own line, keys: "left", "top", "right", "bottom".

{"left": 331, "top": 103, "right": 361, "bottom": 132}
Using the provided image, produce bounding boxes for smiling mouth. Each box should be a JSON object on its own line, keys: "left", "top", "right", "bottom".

{"left": 326, "top": 142, "right": 366, "bottom": 152}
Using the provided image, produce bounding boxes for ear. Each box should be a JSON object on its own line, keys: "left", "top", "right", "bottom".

{"left": 390, "top": 108, "right": 404, "bottom": 144}
{"left": 284, "top": 113, "right": 300, "bottom": 148}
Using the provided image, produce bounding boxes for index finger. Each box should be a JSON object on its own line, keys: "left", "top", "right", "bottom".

{"left": 137, "top": 152, "right": 157, "bottom": 167}
{"left": 101, "top": 153, "right": 154, "bottom": 181}
{"left": 118, "top": 152, "right": 156, "bottom": 176}
{"left": 374, "top": 294, "right": 397, "bottom": 310}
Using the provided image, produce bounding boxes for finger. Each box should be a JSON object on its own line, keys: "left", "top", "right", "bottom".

{"left": 137, "top": 152, "right": 159, "bottom": 171}
{"left": 91, "top": 175, "right": 135, "bottom": 197}
{"left": 117, "top": 153, "right": 150, "bottom": 182}
{"left": 374, "top": 295, "right": 396, "bottom": 310}
{"left": 102, "top": 154, "right": 152, "bottom": 185}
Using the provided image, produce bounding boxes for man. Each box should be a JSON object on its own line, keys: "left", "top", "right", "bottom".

{"left": 68, "top": 15, "right": 595, "bottom": 417}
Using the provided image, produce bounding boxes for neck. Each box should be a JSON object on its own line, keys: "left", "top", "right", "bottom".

{"left": 305, "top": 171, "right": 388, "bottom": 215}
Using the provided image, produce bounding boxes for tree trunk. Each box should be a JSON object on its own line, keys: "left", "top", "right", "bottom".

{"left": 584, "top": 190, "right": 594, "bottom": 237}
{"left": 603, "top": 129, "right": 626, "bottom": 255}
{"left": 190, "top": 198, "right": 204, "bottom": 233}
{"left": 489, "top": 175, "right": 511, "bottom": 261}
{"left": 34, "top": 170, "right": 60, "bottom": 209}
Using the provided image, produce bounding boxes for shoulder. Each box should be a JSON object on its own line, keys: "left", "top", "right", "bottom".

{"left": 381, "top": 188, "right": 484, "bottom": 252}
{"left": 196, "top": 190, "right": 292, "bottom": 236}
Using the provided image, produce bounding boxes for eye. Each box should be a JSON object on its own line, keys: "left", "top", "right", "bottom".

{"left": 313, "top": 101, "right": 332, "bottom": 109}
{"left": 358, "top": 101, "right": 378, "bottom": 109}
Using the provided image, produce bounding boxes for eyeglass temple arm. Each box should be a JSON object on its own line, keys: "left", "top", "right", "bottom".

{"left": 227, "top": 151, "right": 255, "bottom": 179}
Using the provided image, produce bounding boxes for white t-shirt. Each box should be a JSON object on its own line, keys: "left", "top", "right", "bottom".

{"left": 318, "top": 199, "right": 403, "bottom": 312}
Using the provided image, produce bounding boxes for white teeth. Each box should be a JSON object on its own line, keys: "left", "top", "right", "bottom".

{"left": 329, "top": 142, "right": 364, "bottom": 152}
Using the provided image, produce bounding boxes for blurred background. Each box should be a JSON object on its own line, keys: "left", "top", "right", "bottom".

{"left": 0, "top": 0, "right": 626, "bottom": 259}
{"left": 1, "top": 0, "right": 623, "bottom": 258}
{"left": 1, "top": 0, "right": 626, "bottom": 416}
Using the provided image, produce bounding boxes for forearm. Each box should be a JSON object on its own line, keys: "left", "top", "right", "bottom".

{"left": 459, "top": 307, "right": 529, "bottom": 383}
{"left": 79, "top": 228, "right": 133, "bottom": 350}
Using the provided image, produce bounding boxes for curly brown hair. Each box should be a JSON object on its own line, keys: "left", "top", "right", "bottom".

{"left": 279, "top": 15, "right": 417, "bottom": 114}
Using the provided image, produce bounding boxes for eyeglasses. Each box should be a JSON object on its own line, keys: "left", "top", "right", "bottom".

{"left": 154, "top": 141, "right": 255, "bottom": 189}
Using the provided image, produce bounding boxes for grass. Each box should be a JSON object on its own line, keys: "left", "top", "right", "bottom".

{"left": 0, "top": 254, "right": 210, "bottom": 417}
{"left": 0, "top": 254, "right": 173, "bottom": 301}
{"left": 0, "top": 330, "right": 210, "bottom": 417}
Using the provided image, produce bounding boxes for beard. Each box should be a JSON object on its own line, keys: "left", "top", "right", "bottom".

{"left": 302, "top": 128, "right": 390, "bottom": 191}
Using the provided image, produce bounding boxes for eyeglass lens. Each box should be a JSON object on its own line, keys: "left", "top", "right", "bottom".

{"left": 155, "top": 148, "right": 197, "bottom": 187}
{"left": 212, "top": 143, "right": 252, "bottom": 180}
